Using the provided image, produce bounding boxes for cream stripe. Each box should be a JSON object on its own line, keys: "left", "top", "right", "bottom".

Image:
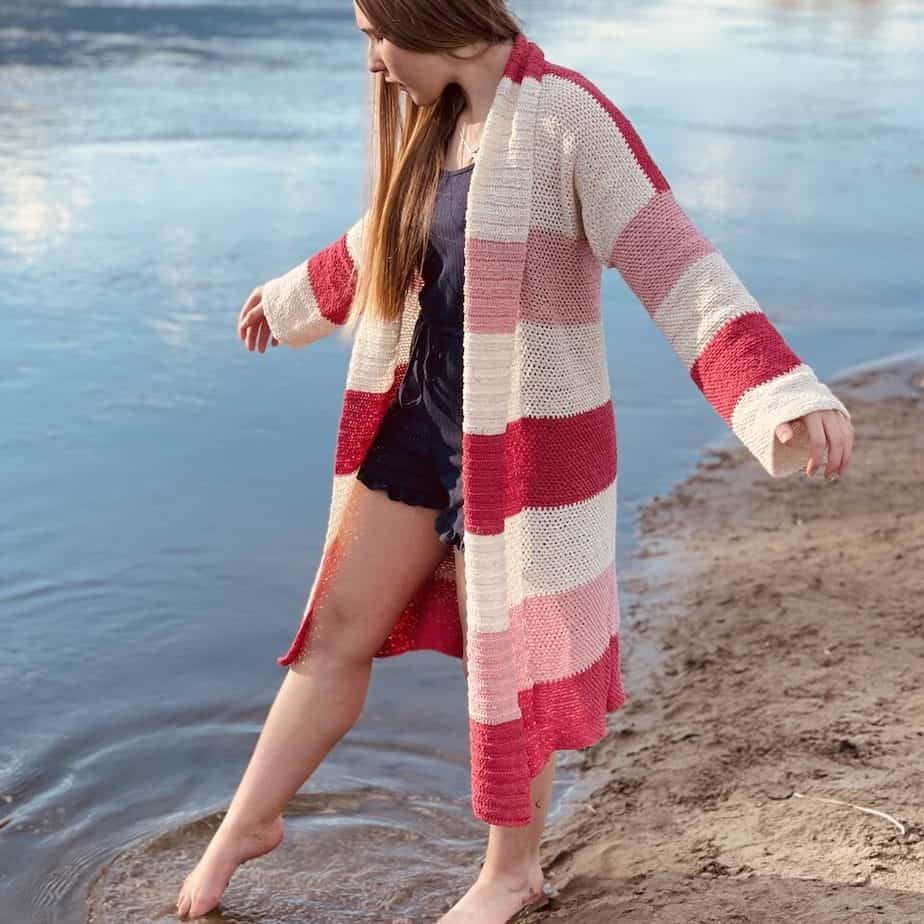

{"left": 462, "top": 320, "right": 612, "bottom": 435}
{"left": 463, "top": 531, "right": 509, "bottom": 633}
{"left": 653, "top": 250, "right": 763, "bottom": 368}
{"left": 508, "top": 319, "right": 612, "bottom": 422}
{"left": 261, "top": 259, "right": 339, "bottom": 348}
{"left": 344, "top": 314, "right": 402, "bottom": 394}
{"left": 463, "top": 479, "right": 617, "bottom": 630}
{"left": 344, "top": 211, "right": 368, "bottom": 269}
{"left": 465, "top": 75, "right": 543, "bottom": 243}
{"left": 555, "top": 72, "right": 658, "bottom": 268}
{"left": 505, "top": 480, "right": 617, "bottom": 604}
{"left": 461, "top": 330, "right": 516, "bottom": 435}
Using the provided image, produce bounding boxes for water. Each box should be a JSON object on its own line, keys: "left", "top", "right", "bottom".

{"left": 0, "top": 0, "right": 921, "bottom": 920}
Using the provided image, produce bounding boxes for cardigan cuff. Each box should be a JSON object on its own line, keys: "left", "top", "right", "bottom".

{"left": 730, "top": 364, "right": 851, "bottom": 477}
{"left": 260, "top": 259, "right": 338, "bottom": 349}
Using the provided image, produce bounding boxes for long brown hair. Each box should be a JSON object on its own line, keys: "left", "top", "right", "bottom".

{"left": 342, "top": 0, "right": 522, "bottom": 340}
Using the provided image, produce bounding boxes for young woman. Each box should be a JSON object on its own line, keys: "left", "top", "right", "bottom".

{"left": 177, "top": 1, "right": 853, "bottom": 921}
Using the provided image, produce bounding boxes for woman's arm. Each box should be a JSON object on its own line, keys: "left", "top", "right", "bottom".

{"left": 571, "top": 81, "right": 850, "bottom": 478}
{"left": 260, "top": 210, "right": 368, "bottom": 348}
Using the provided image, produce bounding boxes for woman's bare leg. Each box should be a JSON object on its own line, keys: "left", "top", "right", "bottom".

{"left": 482, "top": 753, "right": 556, "bottom": 881}
{"left": 176, "top": 481, "right": 451, "bottom": 920}
{"left": 440, "top": 547, "right": 557, "bottom": 923}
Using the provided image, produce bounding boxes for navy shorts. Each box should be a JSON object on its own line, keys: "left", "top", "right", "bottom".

{"left": 356, "top": 323, "right": 465, "bottom": 552}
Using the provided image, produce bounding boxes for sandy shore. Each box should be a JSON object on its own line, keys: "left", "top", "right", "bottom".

{"left": 530, "top": 357, "right": 924, "bottom": 923}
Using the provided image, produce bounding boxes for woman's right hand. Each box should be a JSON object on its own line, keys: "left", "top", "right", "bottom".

{"left": 238, "top": 286, "right": 279, "bottom": 353}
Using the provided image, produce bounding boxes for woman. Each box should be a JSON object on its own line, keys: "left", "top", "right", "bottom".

{"left": 177, "top": 1, "right": 854, "bottom": 920}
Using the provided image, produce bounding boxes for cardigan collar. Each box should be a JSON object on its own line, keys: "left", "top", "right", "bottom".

{"left": 470, "top": 29, "right": 545, "bottom": 215}
{"left": 499, "top": 29, "right": 542, "bottom": 86}
{"left": 371, "top": 29, "right": 550, "bottom": 428}
{"left": 456, "top": 31, "right": 546, "bottom": 435}
{"left": 384, "top": 29, "right": 548, "bottom": 403}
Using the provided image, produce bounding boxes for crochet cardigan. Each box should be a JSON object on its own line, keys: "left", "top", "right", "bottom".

{"left": 260, "top": 31, "right": 851, "bottom": 827}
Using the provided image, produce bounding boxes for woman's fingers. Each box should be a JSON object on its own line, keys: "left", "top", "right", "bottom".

{"left": 238, "top": 289, "right": 263, "bottom": 341}
{"left": 256, "top": 318, "right": 273, "bottom": 353}
{"left": 239, "top": 304, "right": 261, "bottom": 337}
{"left": 805, "top": 409, "right": 853, "bottom": 479}
{"left": 239, "top": 288, "right": 260, "bottom": 327}
{"left": 821, "top": 412, "right": 845, "bottom": 478}
{"left": 239, "top": 297, "right": 278, "bottom": 352}
{"left": 246, "top": 317, "right": 259, "bottom": 352}
{"left": 834, "top": 411, "right": 854, "bottom": 476}
{"left": 245, "top": 318, "right": 276, "bottom": 352}
{"left": 804, "top": 412, "right": 827, "bottom": 477}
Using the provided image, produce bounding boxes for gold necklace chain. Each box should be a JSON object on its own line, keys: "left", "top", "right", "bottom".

{"left": 458, "top": 120, "right": 480, "bottom": 162}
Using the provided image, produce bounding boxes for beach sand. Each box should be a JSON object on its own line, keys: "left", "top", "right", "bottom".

{"left": 527, "top": 357, "right": 924, "bottom": 923}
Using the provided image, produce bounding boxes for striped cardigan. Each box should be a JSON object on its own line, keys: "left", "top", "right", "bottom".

{"left": 260, "top": 31, "right": 851, "bottom": 827}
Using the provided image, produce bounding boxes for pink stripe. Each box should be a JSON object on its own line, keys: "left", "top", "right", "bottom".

{"left": 469, "top": 633, "right": 626, "bottom": 826}
{"left": 691, "top": 312, "right": 802, "bottom": 422}
{"left": 307, "top": 234, "right": 357, "bottom": 326}
{"left": 612, "top": 191, "right": 716, "bottom": 313}
{"left": 543, "top": 62, "right": 669, "bottom": 193}
{"left": 520, "top": 227, "right": 601, "bottom": 325}
{"left": 510, "top": 561, "right": 620, "bottom": 680}
{"left": 465, "top": 238, "right": 527, "bottom": 333}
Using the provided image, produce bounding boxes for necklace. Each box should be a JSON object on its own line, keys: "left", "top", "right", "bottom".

{"left": 457, "top": 119, "right": 480, "bottom": 164}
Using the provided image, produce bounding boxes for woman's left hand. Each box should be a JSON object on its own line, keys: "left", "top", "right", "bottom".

{"left": 775, "top": 410, "right": 854, "bottom": 479}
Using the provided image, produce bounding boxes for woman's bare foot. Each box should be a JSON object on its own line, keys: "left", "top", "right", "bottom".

{"left": 175, "top": 813, "right": 285, "bottom": 920}
{"left": 437, "top": 862, "right": 548, "bottom": 923}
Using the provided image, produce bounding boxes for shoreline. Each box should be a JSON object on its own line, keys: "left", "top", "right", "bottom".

{"left": 536, "top": 354, "right": 924, "bottom": 922}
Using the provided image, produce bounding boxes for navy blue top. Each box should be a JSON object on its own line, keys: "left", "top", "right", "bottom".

{"left": 396, "top": 161, "right": 474, "bottom": 440}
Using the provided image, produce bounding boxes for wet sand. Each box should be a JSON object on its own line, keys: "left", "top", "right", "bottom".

{"left": 529, "top": 358, "right": 924, "bottom": 922}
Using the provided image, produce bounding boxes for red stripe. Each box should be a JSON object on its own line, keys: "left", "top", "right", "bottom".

{"left": 307, "top": 233, "right": 357, "bottom": 326}
{"left": 502, "top": 31, "right": 540, "bottom": 84}
{"left": 469, "top": 633, "right": 627, "bottom": 826}
{"left": 333, "top": 372, "right": 404, "bottom": 476}
{"left": 544, "top": 62, "right": 670, "bottom": 194}
{"left": 464, "top": 400, "right": 618, "bottom": 538}
{"left": 462, "top": 430, "right": 507, "bottom": 538}
{"left": 504, "top": 400, "right": 617, "bottom": 512}
{"left": 691, "top": 312, "right": 802, "bottom": 422}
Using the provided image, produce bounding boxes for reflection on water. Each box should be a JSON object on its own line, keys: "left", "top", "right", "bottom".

{"left": 0, "top": 0, "right": 921, "bottom": 920}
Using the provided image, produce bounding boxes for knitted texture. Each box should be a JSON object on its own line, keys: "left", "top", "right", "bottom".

{"left": 261, "top": 32, "right": 851, "bottom": 827}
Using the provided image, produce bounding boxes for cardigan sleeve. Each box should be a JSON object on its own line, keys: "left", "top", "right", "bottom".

{"left": 572, "top": 92, "right": 850, "bottom": 478}
{"left": 260, "top": 210, "right": 368, "bottom": 348}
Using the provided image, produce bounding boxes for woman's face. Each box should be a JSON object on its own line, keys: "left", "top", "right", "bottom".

{"left": 353, "top": 3, "right": 446, "bottom": 104}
